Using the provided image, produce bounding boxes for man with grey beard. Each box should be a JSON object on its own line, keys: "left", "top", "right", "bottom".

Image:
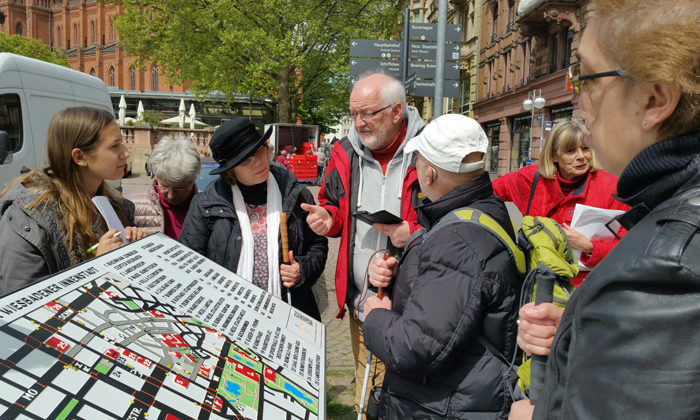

{"left": 301, "top": 72, "right": 425, "bottom": 417}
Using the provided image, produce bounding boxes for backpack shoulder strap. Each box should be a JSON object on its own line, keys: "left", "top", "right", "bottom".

{"left": 403, "top": 227, "right": 427, "bottom": 253}
{"left": 427, "top": 207, "right": 527, "bottom": 276}
{"left": 525, "top": 171, "right": 541, "bottom": 216}
{"left": 475, "top": 334, "right": 518, "bottom": 373}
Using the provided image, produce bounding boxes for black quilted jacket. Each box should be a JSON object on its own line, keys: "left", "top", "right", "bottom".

{"left": 178, "top": 165, "right": 328, "bottom": 320}
{"left": 363, "top": 173, "right": 522, "bottom": 419}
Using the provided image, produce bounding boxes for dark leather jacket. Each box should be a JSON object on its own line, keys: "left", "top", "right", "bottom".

{"left": 535, "top": 133, "right": 700, "bottom": 419}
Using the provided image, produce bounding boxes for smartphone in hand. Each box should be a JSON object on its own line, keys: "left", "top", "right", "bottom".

{"left": 352, "top": 210, "right": 403, "bottom": 225}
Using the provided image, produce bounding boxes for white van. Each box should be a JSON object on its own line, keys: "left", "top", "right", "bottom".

{"left": 0, "top": 53, "right": 114, "bottom": 190}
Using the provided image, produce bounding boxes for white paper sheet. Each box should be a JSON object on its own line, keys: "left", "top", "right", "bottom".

{"left": 92, "top": 195, "right": 129, "bottom": 244}
{"left": 570, "top": 204, "right": 625, "bottom": 271}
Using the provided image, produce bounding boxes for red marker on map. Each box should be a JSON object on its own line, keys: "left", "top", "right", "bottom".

{"left": 44, "top": 301, "right": 63, "bottom": 312}
{"left": 104, "top": 348, "right": 119, "bottom": 359}
{"left": 173, "top": 375, "right": 189, "bottom": 388}
{"left": 46, "top": 337, "right": 70, "bottom": 353}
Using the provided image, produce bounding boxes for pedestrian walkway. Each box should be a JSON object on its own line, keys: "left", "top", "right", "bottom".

{"left": 307, "top": 186, "right": 356, "bottom": 413}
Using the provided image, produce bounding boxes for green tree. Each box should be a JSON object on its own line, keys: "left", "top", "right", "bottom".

{"left": 141, "top": 110, "right": 165, "bottom": 126}
{"left": 0, "top": 33, "right": 69, "bottom": 66}
{"left": 296, "top": 72, "right": 349, "bottom": 133}
{"left": 109, "top": 0, "right": 402, "bottom": 123}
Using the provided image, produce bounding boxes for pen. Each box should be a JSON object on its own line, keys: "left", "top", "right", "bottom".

{"left": 86, "top": 231, "right": 121, "bottom": 254}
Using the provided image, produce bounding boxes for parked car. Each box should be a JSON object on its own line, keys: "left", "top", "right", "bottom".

{"left": 196, "top": 157, "right": 219, "bottom": 191}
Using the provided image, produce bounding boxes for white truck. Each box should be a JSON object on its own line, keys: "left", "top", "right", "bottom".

{"left": 264, "top": 123, "right": 320, "bottom": 157}
{"left": 0, "top": 53, "right": 115, "bottom": 190}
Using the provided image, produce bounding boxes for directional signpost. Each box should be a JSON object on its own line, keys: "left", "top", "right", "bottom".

{"left": 349, "top": 21, "right": 462, "bottom": 98}
{"left": 408, "top": 60, "right": 459, "bottom": 80}
{"left": 408, "top": 42, "right": 460, "bottom": 61}
{"left": 350, "top": 39, "right": 402, "bottom": 59}
{"left": 409, "top": 23, "right": 462, "bottom": 42}
{"left": 349, "top": 57, "right": 402, "bottom": 77}
{"left": 413, "top": 79, "right": 461, "bottom": 97}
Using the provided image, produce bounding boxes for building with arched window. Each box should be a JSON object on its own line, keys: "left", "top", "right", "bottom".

{"left": 473, "top": 0, "right": 587, "bottom": 175}
{"left": 151, "top": 65, "right": 159, "bottom": 91}
{"left": 129, "top": 66, "right": 136, "bottom": 90}
{"left": 0, "top": 0, "right": 188, "bottom": 94}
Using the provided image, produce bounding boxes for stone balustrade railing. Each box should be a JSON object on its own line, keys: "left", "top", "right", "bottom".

{"left": 120, "top": 124, "right": 216, "bottom": 176}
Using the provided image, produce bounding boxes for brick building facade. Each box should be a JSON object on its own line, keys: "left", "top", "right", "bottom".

{"left": 473, "top": 0, "right": 588, "bottom": 175}
{"left": 0, "top": 0, "right": 187, "bottom": 93}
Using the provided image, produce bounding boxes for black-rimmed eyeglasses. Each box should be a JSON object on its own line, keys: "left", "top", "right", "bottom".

{"left": 347, "top": 104, "right": 392, "bottom": 122}
{"left": 569, "top": 64, "right": 622, "bottom": 96}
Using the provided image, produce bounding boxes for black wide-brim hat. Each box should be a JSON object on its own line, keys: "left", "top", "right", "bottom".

{"left": 209, "top": 118, "right": 273, "bottom": 175}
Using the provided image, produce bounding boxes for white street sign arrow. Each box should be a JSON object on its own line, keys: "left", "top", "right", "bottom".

{"left": 408, "top": 42, "right": 460, "bottom": 61}
{"left": 350, "top": 39, "right": 403, "bottom": 59}
{"left": 411, "top": 79, "right": 461, "bottom": 97}
{"left": 409, "top": 23, "right": 462, "bottom": 42}
{"left": 349, "top": 58, "right": 402, "bottom": 77}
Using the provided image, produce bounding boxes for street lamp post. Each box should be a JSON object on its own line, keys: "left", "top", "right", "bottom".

{"left": 522, "top": 89, "right": 546, "bottom": 161}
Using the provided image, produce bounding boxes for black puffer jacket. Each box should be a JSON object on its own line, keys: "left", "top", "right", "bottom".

{"left": 179, "top": 165, "right": 328, "bottom": 320}
{"left": 363, "top": 173, "right": 521, "bottom": 419}
{"left": 535, "top": 133, "right": 700, "bottom": 419}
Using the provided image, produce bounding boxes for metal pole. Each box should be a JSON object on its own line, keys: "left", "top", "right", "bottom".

{"left": 434, "top": 0, "right": 448, "bottom": 118}
{"left": 528, "top": 91, "right": 535, "bottom": 161}
{"left": 402, "top": 8, "right": 410, "bottom": 87}
{"left": 474, "top": 2, "right": 482, "bottom": 106}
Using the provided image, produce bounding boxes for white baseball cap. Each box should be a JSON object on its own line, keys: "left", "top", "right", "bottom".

{"left": 404, "top": 113, "right": 488, "bottom": 173}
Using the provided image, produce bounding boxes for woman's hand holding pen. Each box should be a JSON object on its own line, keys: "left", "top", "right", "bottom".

{"left": 124, "top": 226, "right": 148, "bottom": 242}
{"left": 94, "top": 228, "right": 124, "bottom": 256}
{"left": 93, "top": 227, "right": 148, "bottom": 256}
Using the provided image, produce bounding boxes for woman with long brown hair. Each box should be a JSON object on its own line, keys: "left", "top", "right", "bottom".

{"left": 0, "top": 107, "right": 146, "bottom": 294}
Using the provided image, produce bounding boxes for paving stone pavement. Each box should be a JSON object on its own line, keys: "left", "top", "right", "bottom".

{"left": 306, "top": 186, "right": 356, "bottom": 411}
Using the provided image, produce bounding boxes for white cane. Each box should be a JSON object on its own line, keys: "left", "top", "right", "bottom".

{"left": 280, "top": 212, "right": 292, "bottom": 306}
{"left": 357, "top": 351, "right": 374, "bottom": 420}
{"left": 357, "top": 286, "right": 384, "bottom": 420}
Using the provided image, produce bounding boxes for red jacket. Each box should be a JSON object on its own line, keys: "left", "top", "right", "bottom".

{"left": 492, "top": 165, "right": 629, "bottom": 286}
{"left": 318, "top": 137, "right": 421, "bottom": 318}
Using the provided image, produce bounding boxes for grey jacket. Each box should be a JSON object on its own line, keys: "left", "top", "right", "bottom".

{"left": 345, "top": 106, "right": 425, "bottom": 320}
{"left": 0, "top": 178, "right": 134, "bottom": 296}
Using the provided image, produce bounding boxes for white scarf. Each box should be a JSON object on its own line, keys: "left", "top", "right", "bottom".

{"left": 231, "top": 173, "right": 282, "bottom": 298}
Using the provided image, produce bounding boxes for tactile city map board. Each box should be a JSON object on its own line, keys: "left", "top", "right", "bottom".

{"left": 0, "top": 233, "right": 325, "bottom": 420}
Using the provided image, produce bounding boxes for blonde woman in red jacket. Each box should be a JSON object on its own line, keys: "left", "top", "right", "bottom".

{"left": 492, "top": 119, "right": 628, "bottom": 286}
